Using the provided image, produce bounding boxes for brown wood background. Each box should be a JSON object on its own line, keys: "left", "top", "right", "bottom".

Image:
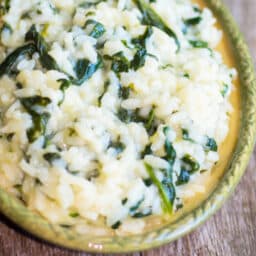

{"left": 0, "top": 0, "right": 255, "bottom": 255}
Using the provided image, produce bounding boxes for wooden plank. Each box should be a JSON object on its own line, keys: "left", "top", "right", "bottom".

{"left": 0, "top": 0, "right": 255, "bottom": 255}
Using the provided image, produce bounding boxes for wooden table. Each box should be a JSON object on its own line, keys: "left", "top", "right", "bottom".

{"left": 0, "top": 1, "right": 255, "bottom": 255}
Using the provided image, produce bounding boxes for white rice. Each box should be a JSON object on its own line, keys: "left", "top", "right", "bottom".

{"left": 0, "top": 0, "right": 236, "bottom": 234}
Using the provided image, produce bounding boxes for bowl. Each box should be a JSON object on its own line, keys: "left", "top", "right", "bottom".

{"left": 0, "top": 0, "right": 255, "bottom": 253}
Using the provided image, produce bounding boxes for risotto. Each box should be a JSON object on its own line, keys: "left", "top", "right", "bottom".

{"left": 0, "top": 0, "right": 236, "bottom": 234}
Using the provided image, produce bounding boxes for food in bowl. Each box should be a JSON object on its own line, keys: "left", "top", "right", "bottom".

{"left": 0, "top": 0, "right": 238, "bottom": 235}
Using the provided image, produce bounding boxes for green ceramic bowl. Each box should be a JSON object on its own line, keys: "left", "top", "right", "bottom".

{"left": 0, "top": 0, "right": 256, "bottom": 253}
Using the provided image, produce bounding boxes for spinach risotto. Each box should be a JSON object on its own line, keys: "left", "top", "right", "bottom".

{"left": 0, "top": 0, "right": 236, "bottom": 234}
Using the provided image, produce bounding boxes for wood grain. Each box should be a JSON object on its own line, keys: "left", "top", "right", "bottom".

{"left": 0, "top": 1, "right": 255, "bottom": 255}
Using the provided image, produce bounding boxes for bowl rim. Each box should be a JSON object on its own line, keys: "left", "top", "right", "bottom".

{"left": 0, "top": 0, "right": 256, "bottom": 253}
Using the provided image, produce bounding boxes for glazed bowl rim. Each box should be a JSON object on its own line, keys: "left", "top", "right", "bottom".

{"left": 0, "top": 0, "right": 255, "bottom": 253}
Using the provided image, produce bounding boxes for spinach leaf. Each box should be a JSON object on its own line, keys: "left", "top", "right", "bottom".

{"left": 117, "top": 107, "right": 157, "bottom": 135}
{"left": 221, "top": 83, "right": 229, "bottom": 97}
{"left": 143, "top": 177, "right": 153, "bottom": 187}
{"left": 129, "top": 109, "right": 145, "bottom": 123}
{"left": 161, "top": 179, "right": 175, "bottom": 205}
{"left": 59, "top": 79, "right": 71, "bottom": 92}
{"left": 4, "top": 0, "right": 10, "bottom": 10}
{"left": 58, "top": 79, "right": 72, "bottom": 105}
{"left": 69, "top": 212, "right": 79, "bottom": 218}
{"left": 47, "top": 4, "right": 59, "bottom": 15}
{"left": 21, "top": 11, "right": 31, "bottom": 19}
{"left": 104, "top": 51, "right": 130, "bottom": 73}
{"left": 96, "top": 39, "right": 107, "bottom": 49}
{"left": 145, "top": 163, "right": 175, "bottom": 213}
{"left": 130, "top": 26, "right": 153, "bottom": 70}
{"left": 193, "top": 6, "right": 202, "bottom": 13}
{"left": 43, "top": 152, "right": 61, "bottom": 165}
{"left": 122, "top": 198, "right": 128, "bottom": 205}
{"left": 0, "top": 0, "right": 10, "bottom": 15}
{"left": 129, "top": 197, "right": 144, "bottom": 214}
{"left": 163, "top": 126, "right": 170, "bottom": 135}
{"left": 20, "top": 96, "right": 51, "bottom": 143}
{"left": 20, "top": 96, "right": 51, "bottom": 113}
{"left": 157, "top": 126, "right": 177, "bottom": 204}
{"left": 117, "top": 107, "right": 157, "bottom": 136}
{"left": 72, "top": 57, "right": 102, "bottom": 85}
{"left": 69, "top": 170, "right": 80, "bottom": 175}
{"left": 182, "top": 154, "right": 200, "bottom": 174}
{"left": 6, "top": 133, "right": 14, "bottom": 142}
{"left": 117, "top": 108, "right": 131, "bottom": 123}
{"left": 25, "top": 25, "right": 102, "bottom": 86}
{"left": 111, "top": 221, "right": 121, "bottom": 229}
{"left": 98, "top": 80, "right": 110, "bottom": 106}
{"left": 141, "top": 144, "right": 152, "bottom": 158}
{"left": 105, "top": 28, "right": 152, "bottom": 72}
{"left": 43, "top": 132, "right": 56, "bottom": 148}
{"left": 85, "top": 11, "right": 96, "bottom": 17}
{"left": 133, "top": 0, "right": 180, "bottom": 51}
{"left": 16, "top": 82, "right": 23, "bottom": 89}
{"left": 182, "top": 128, "right": 194, "bottom": 142}
{"left": 189, "top": 40, "right": 208, "bottom": 48}
{"left": 163, "top": 127, "right": 176, "bottom": 166}
{"left": 160, "top": 166, "right": 173, "bottom": 184}
{"left": 131, "top": 47, "right": 147, "bottom": 70}
{"left": 27, "top": 112, "right": 50, "bottom": 143}
{"left": 182, "top": 128, "right": 189, "bottom": 140}
{"left": 183, "top": 73, "right": 190, "bottom": 78}
{"left": 84, "top": 19, "right": 106, "bottom": 39}
{"left": 132, "top": 26, "right": 153, "bottom": 47}
{"left": 176, "top": 169, "right": 190, "bottom": 186}
{"left": 205, "top": 137, "right": 218, "bottom": 152}
{"left": 25, "top": 25, "right": 60, "bottom": 70}
{"left": 118, "top": 85, "right": 130, "bottom": 100}
{"left": 121, "top": 40, "right": 134, "bottom": 50}
{"left": 132, "top": 208, "right": 152, "bottom": 218}
{"left": 108, "top": 140, "right": 125, "bottom": 154}
{"left": 184, "top": 16, "right": 202, "bottom": 26}
{"left": 160, "top": 64, "right": 173, "bottom": 70}
{"left": 182, "top": 16, "right": 201, "bottom": 34}
{"left": 145, "top": 108, "right": 156, "bottom": 135}
{"left": 0, "top": 43, "right": 36, "bottom": 77}
{"left": 79, "top": 0, "right": 106, "bottom": 8}
{"left": 130, "top": 197, "right": 145, "bottom": 214}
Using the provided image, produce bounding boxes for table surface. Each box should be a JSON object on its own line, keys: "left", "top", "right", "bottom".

{"left": 0, "top": 1, "right": 256, "bottom": 255}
